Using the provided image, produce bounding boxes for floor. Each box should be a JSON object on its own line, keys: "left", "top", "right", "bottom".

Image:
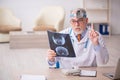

{"left": 0, "top": 35, "right": 120, "bottom": 80}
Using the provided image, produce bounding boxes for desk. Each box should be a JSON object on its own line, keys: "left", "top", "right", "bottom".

{"left": 19, "top": 67, "right": 115, "bottom": 80}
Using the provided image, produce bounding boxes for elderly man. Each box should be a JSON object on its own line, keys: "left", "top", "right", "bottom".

{"left": 47, "top": 8, "right": 109, "bottom": 69}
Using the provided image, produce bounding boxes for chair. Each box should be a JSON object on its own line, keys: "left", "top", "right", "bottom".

{"left": 0, "top": 8, "right": 22, "bottom": 42}
{"left": 33, "top": 6, "right": 65, "bottom": 32}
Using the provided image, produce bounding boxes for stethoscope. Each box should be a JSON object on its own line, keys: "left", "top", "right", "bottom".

{"left": 69, "top": 28, "right": 89, "bottom": 51}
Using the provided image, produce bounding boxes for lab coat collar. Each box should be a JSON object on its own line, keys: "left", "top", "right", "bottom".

{"left": 70, "top": 28, "right": 89, "bottom": 43}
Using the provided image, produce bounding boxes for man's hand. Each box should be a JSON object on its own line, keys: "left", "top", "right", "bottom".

{"left": 47, "top": 49, "right": 56, "bottom": 62}
{"left": 89, "top": 24, "right": 99, "bottom": 46}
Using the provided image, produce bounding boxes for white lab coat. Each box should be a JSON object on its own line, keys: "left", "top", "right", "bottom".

{"left": 49, "top": 27, "right": 109, "bottom": 69}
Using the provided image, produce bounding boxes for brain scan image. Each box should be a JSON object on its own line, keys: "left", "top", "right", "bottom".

{"left": 52, "top": 34, "right": 65, "bottom": 45}
{"left": 55, "top": 46, "right": 69, "bottom": 56}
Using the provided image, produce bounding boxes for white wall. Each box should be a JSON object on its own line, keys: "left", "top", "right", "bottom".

{"left": 0, "top": 0, "right": 120, "bottom": 34}
{"left": 0, "top": 0, "right": 83, "bottom": 31}
{"left": 110, "top": 0, "right": 120, "bottom": 34}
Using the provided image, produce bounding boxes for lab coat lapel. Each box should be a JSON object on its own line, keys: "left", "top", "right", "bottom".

{"left": 80, "top": 31, "right": 89, "bottom": 43}
{"left": 70, "top": 29, "right": 78, "bottom": 42}
{"left": 70, "top": 29, "right": 89, "bottom": 44}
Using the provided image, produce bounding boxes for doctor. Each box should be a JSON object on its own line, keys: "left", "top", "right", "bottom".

{"left": 47, "top": 8, "right": 109, "bottom": 69}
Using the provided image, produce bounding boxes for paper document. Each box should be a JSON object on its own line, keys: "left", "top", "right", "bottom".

{"left": 20, "top": 74, "right": 46, "bottom": 80}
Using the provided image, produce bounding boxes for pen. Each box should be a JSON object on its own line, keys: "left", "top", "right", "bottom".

{"left": 85, "top": 38, "right": 89, "bottom": 48}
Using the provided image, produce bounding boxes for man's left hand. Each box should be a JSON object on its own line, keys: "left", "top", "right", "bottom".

{"left": 89, "top": 26, "right": 99, "bottom": 46}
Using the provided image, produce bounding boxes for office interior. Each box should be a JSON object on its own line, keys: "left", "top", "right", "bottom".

{"left": 0, "top": 0, "right": 120, "bottom": 80}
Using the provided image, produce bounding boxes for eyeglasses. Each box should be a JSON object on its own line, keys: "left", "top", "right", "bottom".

{"left": 71, "top": 18, "right": 84, "bottom": 24}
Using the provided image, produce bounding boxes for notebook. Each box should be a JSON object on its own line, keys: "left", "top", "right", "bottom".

{"left": 103, "top": 58, "right": 120, "bottom": 80}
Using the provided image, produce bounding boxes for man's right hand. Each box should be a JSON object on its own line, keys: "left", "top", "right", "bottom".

{"left": 47, "top": 49, "right": 56, "bottom": 62}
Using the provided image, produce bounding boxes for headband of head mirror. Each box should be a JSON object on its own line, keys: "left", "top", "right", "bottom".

{"left": 70, "top": 8, "right": 87, "bottom": 19}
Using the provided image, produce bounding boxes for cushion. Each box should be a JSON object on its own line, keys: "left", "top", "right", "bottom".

{"left": 0, "top": 25, "right": 22, "bottom": 33}
{"left": 33, "top": 25, "right": 56, "bottom": 32}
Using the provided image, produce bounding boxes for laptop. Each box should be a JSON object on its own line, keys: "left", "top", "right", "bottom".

{"left": 103, "top": 58, "right": 120, "bottom": 80}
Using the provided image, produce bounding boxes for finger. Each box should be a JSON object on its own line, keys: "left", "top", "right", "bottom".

{"left": 47, "top": 54, "right": 56, "bottom": 60}
{"left": 48, "top": 56, "right": 55, "bottom": 61}
{"left": 48, "top": 55, "right": 56, "bottom": 58}
{"left": 92, "top": 31, "right": 96, "bottom": 37}
{"left": 89, "top": 30, "right": 93, "bottom": 39}
{"left": 90, "top": 27, "right": 97, "bottom": 36}
{"left": 47, "top": 50, "right": 56, "bottom": 57}
{"left": 93, "top": 31, "right": 99, "bottom": 37}
{"left": 48, "top": 49, "right": 55, "bottom": 54}
{"left": 91, "top": 23, "right": 94, "bottom": 31}
{"left": 48, "top": 49, "right": 54, "bottom": 52}
{"left": 47, "top": 49, "right": 56, "bottom": 56}
{"left": 90, "top": 30, "right": 94, "bottom": 37}
{"left": 91, "top": 23, "right": 94, "bottom": 29}
{"left": 48, "top": 52, "right": 56, "bottom": 56}
{"left": 89, "top": 30, "right": 96, "bottom": 39}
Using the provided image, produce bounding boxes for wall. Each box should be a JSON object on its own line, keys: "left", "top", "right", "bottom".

{"left": 0, "top": 0, "right": 83, "bottom": 31}
{"left": 110, "top": 0, "right": 120, "bottom": 34}
{"left": 0, "top": 0, "right": 120, "bottom": 34}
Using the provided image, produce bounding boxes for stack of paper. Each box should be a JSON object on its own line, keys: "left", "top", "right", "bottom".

{"left": 20, "top": 74, "right": 46, "bottom": 80}
{"left": 80, "top": 70, "right": 97, "bottom": 77}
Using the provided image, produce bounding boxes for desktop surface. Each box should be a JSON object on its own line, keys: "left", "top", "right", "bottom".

{"left": 19, "top": 67, "right": 115, "bottom": 80}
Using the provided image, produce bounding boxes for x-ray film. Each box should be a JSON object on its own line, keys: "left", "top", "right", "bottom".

{"left": 47, "top": 31, "right": 76, "bottom": 57}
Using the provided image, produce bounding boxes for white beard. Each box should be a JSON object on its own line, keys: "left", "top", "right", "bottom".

{"left": 74, "top": 29, "right": 84, "bottom": 35}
